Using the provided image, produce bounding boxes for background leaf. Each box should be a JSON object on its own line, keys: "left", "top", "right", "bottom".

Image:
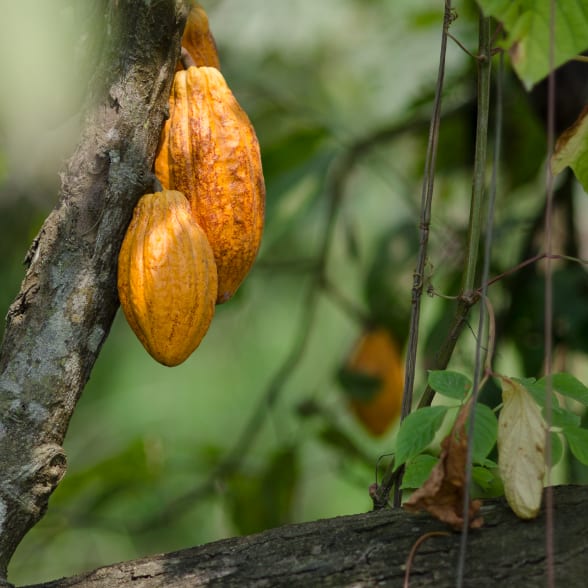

{"left": 225, "top": 446, "right": 299, "bottom": 535}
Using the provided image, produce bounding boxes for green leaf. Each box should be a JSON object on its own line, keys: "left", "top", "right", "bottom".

{"left": 401, "top": 454, "right": 438, "bottom": 489}
{"left": 394, "top": 406, "right": 448, "bottom": 469}
{"left": 517, "top": 374, "right": 583, "bottom": 428}
{"left": 548, "top": 372, "right": 588, "bottom": 406}
{"left": 525, "top": 377, "right": 583, "bottom": 427}
{"left": 550, "top": 432, "right": 564, "bottom": 466}
{"left": 552, "top": 108, "right": 588, "bottom": 192}
{"left": 472, "top": 466, "right": 504, "bottom": 498}
{"left": 472, "top": 403, "right": 498, "bottom": 464}
{"left": 563, "top": 425, "right": 588, "bottom": 466}
{"left": 477, "top": 0, "right": 588, "bottom": 89}
{"left": 427, "top": 370, "right": 472, "bottom": 400}
{"left": 472, "top": 466, "right": 495, "bottom": 490}
{"left": 553, "top": 373, "right": 588, "bottom": 404}
{"left": 548, "top": 406, "right": 581, "bottom": 428}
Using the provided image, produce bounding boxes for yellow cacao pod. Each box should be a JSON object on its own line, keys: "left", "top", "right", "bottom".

{"left": 117, "top": 190, "right": 218, "bottom": 366}
{"left": 180, "top": 2, "right": 221, "bottom": 70}
{"left": 344, "top": 328, "right": 404, "bottom": 437}
{"left": 155, "top": 66, "right": 265, "bottom": 304}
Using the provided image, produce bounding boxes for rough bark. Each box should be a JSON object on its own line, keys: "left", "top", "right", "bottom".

{"left": 19, "top": 485, "right": 588, "bottom": 587}
{"left": 0, "top": 0, "right": 189, "bottom": 580}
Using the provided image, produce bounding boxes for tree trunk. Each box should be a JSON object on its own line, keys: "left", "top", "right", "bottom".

{"left": 19, "top": 485, "right": 588, "bottom": 587}
{"left": 0, "top": 0, "right": 189, "bottom": 580}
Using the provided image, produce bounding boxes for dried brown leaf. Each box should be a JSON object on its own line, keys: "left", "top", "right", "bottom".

{"left": 403, "top": 400, "right": 484, "bottom": 530}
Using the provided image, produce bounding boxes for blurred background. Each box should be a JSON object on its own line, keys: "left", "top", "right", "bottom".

{"left": 1, "top": 0, "right": 587, "bottom": 584}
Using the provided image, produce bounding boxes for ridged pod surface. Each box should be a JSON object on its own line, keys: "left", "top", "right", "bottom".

{"left": 117, "top": 191, "right": 218, "bottom": 366}
{"left": 346, "top": 328, "right": 404, "bottom": 437}
{"left": 155, "top": 66, "right": 265, "bottom": 303}
{"left": 180, "top": 2, "right": 221, "bottom": 69}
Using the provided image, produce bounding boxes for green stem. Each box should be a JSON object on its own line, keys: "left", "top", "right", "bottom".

{"left": 462, "top": 17, "right": 492, "bottom": 294}
{"left": 418, "top": 15, "right": 493, "bottom": 409}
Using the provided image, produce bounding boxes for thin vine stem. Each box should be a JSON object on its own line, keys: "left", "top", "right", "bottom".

{"left": 373, "top": 0, "right": 453, "bottom": 510}
{"left": 544, "top": 0, "right": 557, "bottom": 585}
{"left": 456, "top": 38, "right": 501, "bottom": 588}
{"left": 417, "top": 16, "right": 494, "bottom": 411}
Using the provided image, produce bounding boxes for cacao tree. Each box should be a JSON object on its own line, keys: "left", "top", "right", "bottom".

{"left": 1, "top": 1, "right": 588, "bottom": 586}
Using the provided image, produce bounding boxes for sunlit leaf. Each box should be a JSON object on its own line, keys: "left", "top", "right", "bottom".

{"left": 552, "top": 107, "right": 588, "bottom": 193}
{"left": 477, "top": 0, "right": 588, "bottom": 89}
{"left": 497, "top": 376, "right": 546, "bottom": 519}
{"left": 428, "top": 370, "right": 471, "bottom": 400}
{"left": 394, "top": 406, "right": 448, "bottom": 470}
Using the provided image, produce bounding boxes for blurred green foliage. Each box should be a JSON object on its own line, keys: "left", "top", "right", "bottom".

{"left": 1, "top": 0, "right": 588, "bottom": 584}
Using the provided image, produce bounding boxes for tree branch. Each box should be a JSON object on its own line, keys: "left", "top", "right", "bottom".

{"left": 20, "top": 485, "right": 588, "bottom": 588}
{"left": 0, "top": 0, "right": 189, "bottom": 579}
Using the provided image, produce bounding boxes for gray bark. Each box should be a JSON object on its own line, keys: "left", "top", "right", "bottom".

{"left": 20, "top": 485, "right": 588, "bottom": 587}
{"left": 0, "top": 0, "right": 189, "bottom": 579}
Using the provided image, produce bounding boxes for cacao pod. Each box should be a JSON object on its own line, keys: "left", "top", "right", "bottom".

{"left": 180, "top": 2, "right": 221, "bottom": 70}
{"left": 341, "top": 328, "right": 404, "bottom": 437}
{"left": 117, "top": 190, "right": 218, "bottom": 366}
{"left": 155, "top": 66, "right": 265, "bottom": 303}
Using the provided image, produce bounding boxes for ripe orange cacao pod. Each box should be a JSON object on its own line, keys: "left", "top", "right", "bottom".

{"left": 117, "top": 190, "right": 218, "bottom": 366}
{"left": 155, "top": 66, "right": 265, "bottom": 303}
{"left": 342, "top": 328, "right": 404, "bottom": 437}
{"left": 180, "top": 2, "right": 221, "bottom": 70}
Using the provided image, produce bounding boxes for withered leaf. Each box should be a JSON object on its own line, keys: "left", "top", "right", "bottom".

{"left": 403, "top": 399, "right": 484, "bottom": 530}
{"left": 551, "top": 105, "right": 588, "bottom": 194}
{"left": 497, "top": 376, "right": 546, "bottom": 519}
